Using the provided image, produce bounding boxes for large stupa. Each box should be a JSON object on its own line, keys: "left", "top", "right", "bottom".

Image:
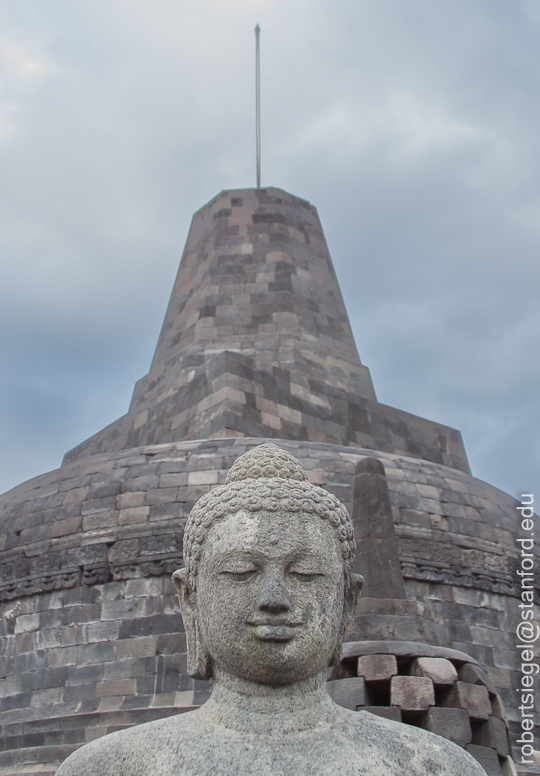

{"left": 0, "top": 188, "right": 535, "bottom": 775}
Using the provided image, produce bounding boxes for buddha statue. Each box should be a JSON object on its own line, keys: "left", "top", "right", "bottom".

{"left": 57, "top": 444, "right": 486, "bottom": 775}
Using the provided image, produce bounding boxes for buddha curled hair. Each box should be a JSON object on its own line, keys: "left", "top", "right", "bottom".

{"left": 182, "top": 443, "right": 356, "bottom": 590}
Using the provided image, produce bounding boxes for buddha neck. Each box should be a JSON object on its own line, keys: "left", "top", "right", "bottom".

{"left": 197, "top": 667, "right": 336, "bottom": 734}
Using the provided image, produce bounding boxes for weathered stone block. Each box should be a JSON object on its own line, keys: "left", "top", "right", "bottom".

{"left": 95, "top": 679, "right": 137, "bottom": 697}
{"left": 421, "top": 707, "right": 472, "bottom": 746}
{"left": 458, "top": 662, "right": 496, "bottom": 695}
{"left": 490, "top": 694, "right": 508, "bottom": 724}
{"left": 82, "top": 511, "right": 116, "bottom": 531}
{"left": 118, "top": 506, "right": 150, "bottom": 525}
{"left": 14, "top": 614, "right": 39, "bottom": 634}
{"left": 52, "top": 517, "right": 82, "bottom": 537}
{"left": 116, "top": 491, "right": 146, "bottom": 509}
{"left": 357, "top": 654, "right": 398, "bottom": 683}
{"left": 103, "top": 657, "right": 146, "bottom": 680}
{"left": 159, "top": 474, "right": 188, "bottom": 488}
{"left": 473, "top": 716, "right": 509, "bottom": 757}
{"left": 441, "top": 681, "right": 491, "bottom": 720}
{"left": 390, "top": 676, "right": 435, "bottom": 711}
{"left": 466, "top": 744, "right": 503, "bottom": 775}
{"left": 326, "top": 677, "right": 369, "bottom": 710}
{"left": 102, "top": 599, "right": 147, "bottom": 622}
{"left": 116, "top": 637, "right": 156, "bottom": 660}
{"left": 63, "top": 487, "right": 89, "bottom": 504}
{"left": 410, "top": 657, "right": 458, "bottom": 686}
{"left": 187, "top": 470, "right": 218, "bottom": 486}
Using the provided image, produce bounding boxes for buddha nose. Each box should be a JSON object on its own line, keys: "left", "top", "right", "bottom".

{"left": 258, "top": 571, "right": 291, "bottom": 614}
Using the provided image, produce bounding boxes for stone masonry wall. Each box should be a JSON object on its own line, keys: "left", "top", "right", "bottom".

{"left": 62, "top": 189, "right": 469, "bottom": 474}
{"left": 0, "top": 438, "right": 535, "bottom": 767}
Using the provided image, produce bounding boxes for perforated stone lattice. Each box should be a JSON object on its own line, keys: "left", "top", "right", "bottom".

{"left": 327, "top": 643, "right": 516, "bottom": 776}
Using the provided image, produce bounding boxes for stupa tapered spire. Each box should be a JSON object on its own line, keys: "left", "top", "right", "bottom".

{"left": 64, "top": 187, "right": 468, "bottom": 473}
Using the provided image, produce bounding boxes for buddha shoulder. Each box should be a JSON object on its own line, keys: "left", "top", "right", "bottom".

{"left": 347, "top": 710, "right": 486, "bottom": 775}
{"left": 55, "top": 712, "right": 199, "bottom": 776}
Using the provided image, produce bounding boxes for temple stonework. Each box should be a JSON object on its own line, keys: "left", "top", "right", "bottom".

{"left": 64, "top": 189, "right": 468, "bottom": 473}
{"left": 0, "top": 188, "right": 536, "bottom": 775}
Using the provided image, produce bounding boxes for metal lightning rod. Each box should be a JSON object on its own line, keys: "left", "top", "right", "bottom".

{"left": 255, "top": 24, "right": 261, "bottom": 189}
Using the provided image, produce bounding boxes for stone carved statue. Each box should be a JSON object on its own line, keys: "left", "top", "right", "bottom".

{"left": 57, "top": 444, "right": 486, "bottom": 775}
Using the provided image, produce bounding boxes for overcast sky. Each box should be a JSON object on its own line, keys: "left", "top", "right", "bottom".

{"left": 1, "top": 0, "right": 539, "bottom": 502}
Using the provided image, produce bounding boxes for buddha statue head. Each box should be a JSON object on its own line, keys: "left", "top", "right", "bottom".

{"left": 173, "top": 444, "right": 364, "bottom": 686}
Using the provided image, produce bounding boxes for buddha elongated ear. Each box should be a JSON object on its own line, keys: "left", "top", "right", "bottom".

{"left": 172, "top": 568, "right": 212, "bottom": 681}
{"left": 329, "top": 573, "right": 364, "bottom": 667}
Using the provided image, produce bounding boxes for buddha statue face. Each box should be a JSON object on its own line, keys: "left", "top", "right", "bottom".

{"left": 173, "top": 444, "right": 363, "bottom": 686}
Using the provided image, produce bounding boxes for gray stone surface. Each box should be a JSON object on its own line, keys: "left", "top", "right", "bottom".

{"left": 357, "top": 654, "right": 398, "bottom": 683}
{"left": 421, "top": 707, "right": 472, "bottom": 747}
{"left": 0, "top": 437, "right": 527, "bottom": 767}
{"left": 351, "top": 458, "right": 406, "bottom": 599}
{"left": 62, "top": 188, "right": 469, "bottom": 473}
{"left": 441, "top": 681, "right": 492, "bottom": 720}
{"left": 390, "top": 676, "right": 435, "bottom": 712}
{"left": 466, "top": 744, "right": 503, "bottom": 776}
{"left": 410, "top": 657, "right": 458, "bottom": 686}
{"left": 0, "top": 185, "right": 530, "bottom": 769}
{"left": 56, "top": 445, "right": 485, "bottom": 775}
{"left": 473, "top": 717, "right": 510, "bottom": 758}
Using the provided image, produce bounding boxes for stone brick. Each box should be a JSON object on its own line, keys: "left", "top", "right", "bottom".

{"left": 357, "top": 654, "right": 398, "bottom": 683}
{"left": 144, "top": 488, "right": 177, "bottom": 505}
{"left": 47, "top": 646, "right": 79, "bottom": 668}
{"left": 473, "top": 716, "right": 509, "bottom": 757}
{"left": 82, "top": 511, "right": 116, "bottom": 531}
{"left": 490, "top": 694, "right": 508, "bottom": 724}
{"left": 51, "top": 517, "right": 82, "bottom": 537}
{"left": 390, "top": 676, "right": 435, "bottom": 712}
{"left": 63, "top": 487, "right": 89, "bottom": 504}
{"left": 410, "top": 657, "right": 458, "bottom": 686}
{"left": 118, "top": 506, "right": 150, "bottom": 525}
{"left": 159, "top": 474, "right": 188, "bottom": 488}
{"left": 67, "top": 664, "right": 104, "bottom": 685}
{"left": 326, "top": 677, "right": 369, "bottom": 710}
{"left": 77, "top": 641, "right": 116, "bottom": 666}
{"left": 14, "top": 614, "right": 39, "bottom": 634}
{"left": 86, "top": 621, "right": 120, "bottom": 644}
{"left": 81, "top": 496, "right": 117, "bottom": 515}
{"left": 187, "top": 470, "right": 218, "bottom": 486}
{"left": 421, "top": 707, "right": 472, "bottom": 746}
{"left": 125, "top": 578, "right": 164, "bottom": 598}
{"left": 87, "top": 482, "right": 122, "bottom": 499}
{"left": 466, "top": 745, "right": 503, "bottom": 775}
{"left": 103, "top": 657, "right": 146, "bottom": 680}
{"left": 116, "top": 637, "right": 156, "bottom": 660}
{"left": 95, "top": 679, "right": 137, "bottom": 697}
{"left": 116, "top": 491, "right": 146, "bottom": 509}
{"left": 441, "top": 681, "right": 491, "bottom": 720}
{"left": 458, "top": 662, "right": 496, "bottom": 695}
{"left": 102, "top": 598, "right": 147, "bottom": 621}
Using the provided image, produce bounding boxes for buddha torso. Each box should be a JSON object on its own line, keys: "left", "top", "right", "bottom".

{"left": 57, "top": 445, "right": 488, "bottom": 776}
{"left": 56, "top": 686, "right": 485, "bottom": 776}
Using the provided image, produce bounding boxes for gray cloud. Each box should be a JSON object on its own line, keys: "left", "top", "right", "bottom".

{"left": 0, "top": 0, "right": 538, "bottom": 501}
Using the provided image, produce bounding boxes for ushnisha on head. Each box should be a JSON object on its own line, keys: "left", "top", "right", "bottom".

{"left": 173, "top": 444, "right": 363, "bottom": 684}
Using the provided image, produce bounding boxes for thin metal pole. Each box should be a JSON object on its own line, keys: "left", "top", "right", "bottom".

{"left": 255, "top": 24, "right": 261, "bottom": 189}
